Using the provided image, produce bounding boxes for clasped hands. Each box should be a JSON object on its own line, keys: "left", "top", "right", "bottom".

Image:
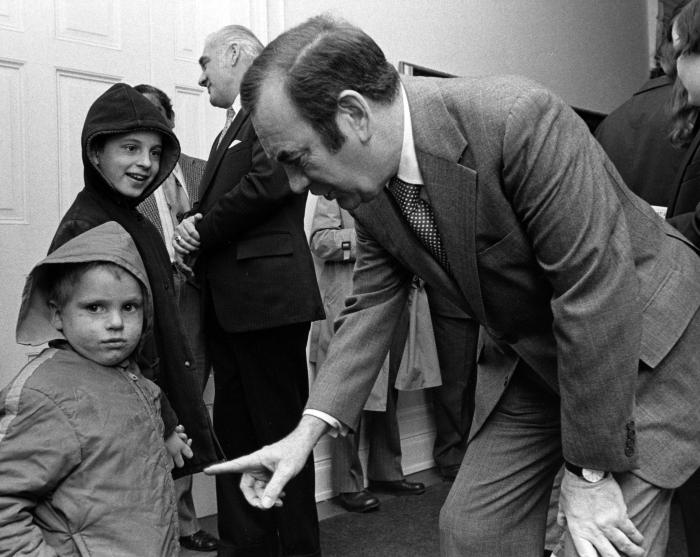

{"left": 173, "top": 214, "right": 203, "bottom": 257}
{"left": 558, "top": 469, "right": 645, "bottom": 557}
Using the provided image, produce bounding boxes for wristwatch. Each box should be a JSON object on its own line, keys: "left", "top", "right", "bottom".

{"left": 564, "top": 462, "right": 609, "bottom": 483}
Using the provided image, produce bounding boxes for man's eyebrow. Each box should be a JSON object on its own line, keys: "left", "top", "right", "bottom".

{"left": 198, "top": 56, "right": 209, "bottom": 68}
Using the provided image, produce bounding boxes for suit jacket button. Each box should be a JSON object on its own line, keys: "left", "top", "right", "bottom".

{"left": 184, "top": 360, "right": 191, "bottom": 368}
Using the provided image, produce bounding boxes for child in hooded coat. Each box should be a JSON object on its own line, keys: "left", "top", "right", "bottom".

{"left": 2, "top": 222, "right": 179, "bottom": 555}
{"left": 48, "top": 83, "right": 222, "bottom": 474}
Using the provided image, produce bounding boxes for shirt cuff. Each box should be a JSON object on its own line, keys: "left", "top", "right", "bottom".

{"left": 303, "top": 409, "right": 349, "bottom": 438}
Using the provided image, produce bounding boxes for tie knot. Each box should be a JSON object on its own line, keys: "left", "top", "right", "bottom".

{"left": 388, "top": 176, "right": 421, "bottom": 212}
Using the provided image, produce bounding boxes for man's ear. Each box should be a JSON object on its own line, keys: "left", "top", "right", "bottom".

{"left": 337, "top": 90, "right": 372, "bottom": 142}
{"left": 227, "top": 42, "right": 241, "bottom": 67}
{"left": 48, "top": 301, "right": 63, "bottom": 331}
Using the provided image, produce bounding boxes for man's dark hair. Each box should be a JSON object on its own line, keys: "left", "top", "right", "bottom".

{"left": 240, "top": 15, "right": 400, "bottom": 152}
{"left": 134, "top": 83, "right": 174, "bottom": 122}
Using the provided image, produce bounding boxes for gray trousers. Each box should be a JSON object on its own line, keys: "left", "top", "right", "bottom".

{"left": 439, "top": 370, "right": 672, "bottom": 557}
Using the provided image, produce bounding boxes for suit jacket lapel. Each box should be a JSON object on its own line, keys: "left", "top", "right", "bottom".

{"left": 353, "top": 191, "right": 469, "bottom": 314}
{"left": 405, "top": 78, "right": 486, "bottom": 322}
{"left": 198, "top": 109, "right": 248, "bottom": 206}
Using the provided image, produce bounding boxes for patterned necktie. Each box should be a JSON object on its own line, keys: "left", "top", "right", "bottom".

{"left": 387, "top": 176, "right": 450, "bottom": 270}
{"left": 217, "top": 107, "right": 236, "bottom": 148}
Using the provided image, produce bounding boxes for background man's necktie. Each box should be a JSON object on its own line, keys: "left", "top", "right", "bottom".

{"left": 162, "top": 173, "right": 190, "bottom": 224}
{"left": 216, "top": 107, "right": 236, "bottom": 148}
{"left": 387, "top": 176, "right": 450, "bottom": 270}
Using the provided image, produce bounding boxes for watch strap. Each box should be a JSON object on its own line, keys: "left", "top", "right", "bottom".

{"left": 564, "top": 462, "right": 608, "bottom": 483}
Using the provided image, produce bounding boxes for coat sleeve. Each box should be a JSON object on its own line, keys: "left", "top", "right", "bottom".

{"left": 309, "top": 197, "right": 357, "bottom": 262}
{"left": 195, "top": 128, "right": 294, "bottom": 251}
{"left": 0, "top": 387, "right": 81, "bottom": 556}
{"left": 501, "top": 86, "right": 641, "bottom": 471}
{"left": 306, "top": 218, "right": 413, "bottom": 429}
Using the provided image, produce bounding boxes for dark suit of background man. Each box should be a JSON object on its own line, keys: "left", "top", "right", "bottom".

{"left": 594, "top": 1, "right": 689, "bottom": 214}
{"left": 173, "top": 25, "right": 324, "bottom": 557}
{"left": 204, "top": 16, "right": 700, "bottom": 557}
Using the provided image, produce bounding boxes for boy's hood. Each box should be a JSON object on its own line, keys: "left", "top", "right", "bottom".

{"left": 82, "top": 83, "right": 180, "bottom": 207}
{"left": 16, "top": 222, "right": 153, "bottom": 346}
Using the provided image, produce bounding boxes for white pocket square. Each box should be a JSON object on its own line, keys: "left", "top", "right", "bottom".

{"left": 228, "top": 139, "right": 243, "bottom": 149}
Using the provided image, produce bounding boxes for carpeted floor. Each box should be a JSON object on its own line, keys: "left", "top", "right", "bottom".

{"left": 319, "top": 481, "right": 451, "bottom": 557}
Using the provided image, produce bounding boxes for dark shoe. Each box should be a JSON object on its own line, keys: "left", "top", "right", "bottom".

{"left": 337, "top": 490, "right": 381, "bottom": 513}
{"left": 179, "top": 529, "right": 219, "bottom": 552}
{"left": 368, "top": 479, "right": 426, "bottom": 495}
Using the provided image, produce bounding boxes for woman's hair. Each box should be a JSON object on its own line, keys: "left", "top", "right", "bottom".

{"left": 670, "top": 0, "right": 700, "bottom": 147}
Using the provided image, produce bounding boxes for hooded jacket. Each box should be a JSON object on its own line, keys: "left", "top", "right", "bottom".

{"left": 3, "top": 222, "right": 179, "bottom": 556}
{"left": 48, "top": 83, "right": 223, "bottom": 475}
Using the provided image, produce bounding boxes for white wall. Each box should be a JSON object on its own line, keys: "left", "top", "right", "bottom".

{"left": 283, "top": 0, "right": 651, "bottom": 114}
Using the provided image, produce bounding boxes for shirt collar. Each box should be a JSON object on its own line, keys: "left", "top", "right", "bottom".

{"left": 231, "top": 94, "right": 242, "bottom": 115}
{"left": 396, "top": 84, "right": 424, "bottom": 185}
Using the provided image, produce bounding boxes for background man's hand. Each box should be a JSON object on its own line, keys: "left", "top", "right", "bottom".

{"left": 558, "top": 469, "right": 644, "bottom": 557}
{"left": 174, "top": 214, "right": 203, "bottom": 255}
{"left": 204, "top": 415, "right": 329, "bottom": 509}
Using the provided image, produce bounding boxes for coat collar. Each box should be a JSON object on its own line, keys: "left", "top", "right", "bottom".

{"left": 198, "top": 108, "right": 248, "bottom": 204}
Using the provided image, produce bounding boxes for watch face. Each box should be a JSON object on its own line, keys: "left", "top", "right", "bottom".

{"left": 582, "top": 468, "right": 606, "bottom": 483}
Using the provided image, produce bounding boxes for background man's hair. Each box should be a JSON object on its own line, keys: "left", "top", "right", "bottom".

{"left": 208, "top": 25, "right": 264, "bottom": 59}
{"left": 134, "top": 83, "right": 174, "bottom": 122}
{"left": 240, "top": 15, "right": 400, "bottom": 152}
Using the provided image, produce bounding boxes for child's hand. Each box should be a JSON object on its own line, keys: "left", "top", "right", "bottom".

{"left": 165, "top": 425, "right": 194, "bottom": 468}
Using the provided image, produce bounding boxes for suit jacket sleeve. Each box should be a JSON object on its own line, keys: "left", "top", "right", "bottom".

{"left": 195, "top": 125, "right": 294, "bottom": 251}
{"left": 501, "top": 87, "right": 641, "bottom": 470}
{"left": 309, "top": 197, "right": 357, "bottom": 262}
{"left": 305, "top": 219, "right": 412, "bottom": 430}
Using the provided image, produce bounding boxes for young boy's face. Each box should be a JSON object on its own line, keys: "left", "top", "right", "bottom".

{"left": 50, "top": 266, "right": 144, "bottom": 366}
{"left": 95, "top": 131, "right": 163, "bottom": 198}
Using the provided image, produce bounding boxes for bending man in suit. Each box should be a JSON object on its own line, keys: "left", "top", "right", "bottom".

{"left": 173, "top": 25, "right": 324, "bottom": 557}
{"left": 205, "top": 16, "right": 700, "bottom": 557}
{"left": 134, "top": 84, "right": 219, "bottom": 554}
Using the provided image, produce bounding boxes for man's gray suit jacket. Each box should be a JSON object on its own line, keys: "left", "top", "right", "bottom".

{"left": 307, "top": 75, "right": 700, "bottom": 489}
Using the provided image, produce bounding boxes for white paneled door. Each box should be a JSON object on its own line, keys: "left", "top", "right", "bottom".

{"left": 0, "top": 0, "right": 248, "bottom": 387}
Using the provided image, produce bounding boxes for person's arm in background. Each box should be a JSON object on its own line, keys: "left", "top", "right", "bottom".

{"left": 667, "top": 201, "right": 700, "bottom": 248}
{"left": 309, "top": 196, "right": 357, "bottom": 262}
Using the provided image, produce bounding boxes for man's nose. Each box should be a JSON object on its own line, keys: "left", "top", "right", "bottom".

{"left": 198, "top": 73, "right": 207, "bottom": 87}
{"left": 285, "top": 167, "right": 310, "bottom": 193}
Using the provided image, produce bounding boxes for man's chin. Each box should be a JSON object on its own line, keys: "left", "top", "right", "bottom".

{"left": 336, "top": 195, "right": 362, "bottom": 211}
